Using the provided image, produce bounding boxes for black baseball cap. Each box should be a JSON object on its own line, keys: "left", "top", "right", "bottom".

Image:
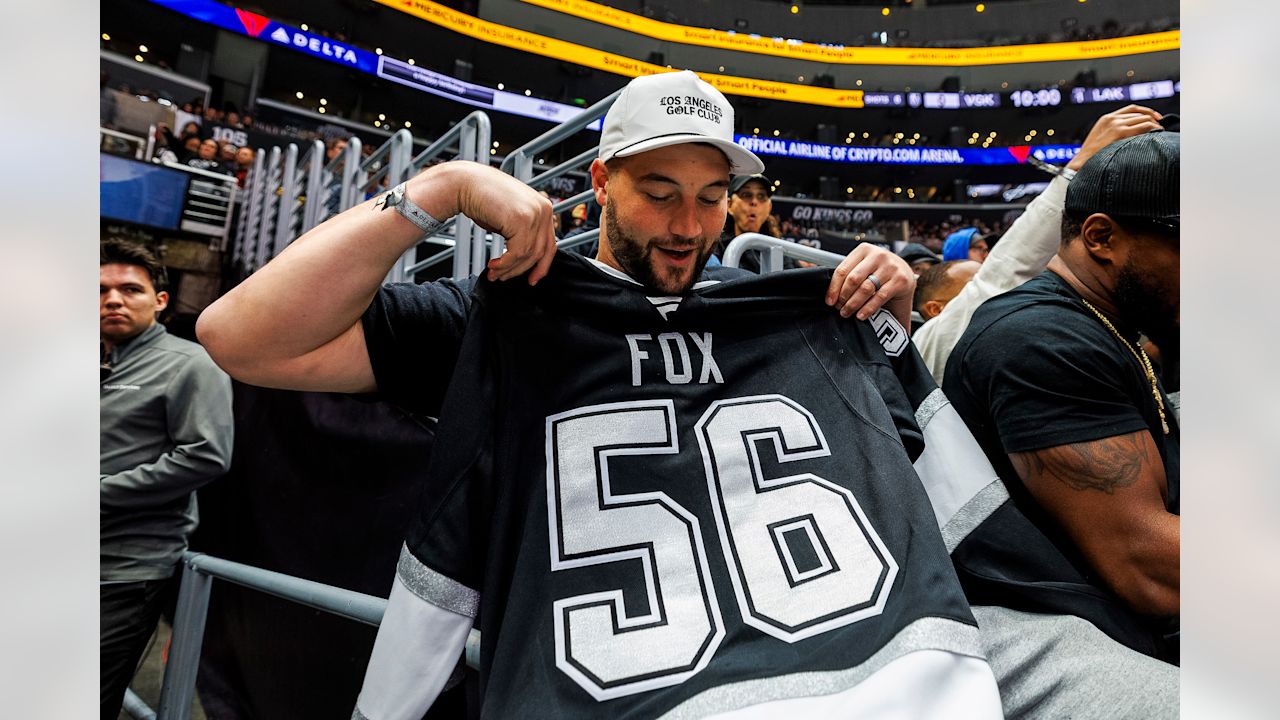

{"left": 1065, "top": 127, "right": 1179, "bottom": 232}
{"left": 729, "top": 173, "right": 773, "bottom": 196}
{"left": 898, "top": 243, "right": 941, "bottom": 267}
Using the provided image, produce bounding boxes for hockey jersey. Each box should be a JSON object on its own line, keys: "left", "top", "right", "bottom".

{"left": 354, "top": 252, "right": 1004, "bottom": 719}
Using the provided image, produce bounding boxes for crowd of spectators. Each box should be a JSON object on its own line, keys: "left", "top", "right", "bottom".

{"left": 109, "top": 100, "right": 390, "bottom": 200}
{"left": 99, "top": 79, "right": 262, "bottom": 187}
{"left": 906, "top": 218, "right": 1007, "bottom": 253}
{"left": 894, "top": 16, "right": 1178, "bottom": 49}
{"left": 147, "top": 122, "right": 255, "bottom": 185}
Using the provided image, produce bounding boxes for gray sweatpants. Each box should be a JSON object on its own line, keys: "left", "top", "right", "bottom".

{"left": 973, "top": 606, "right": 1179, "bottom": 719}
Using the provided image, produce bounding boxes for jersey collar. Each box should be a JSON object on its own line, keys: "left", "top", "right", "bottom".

{"left": 585, "top": 257, "right": 722, "bottom": 292}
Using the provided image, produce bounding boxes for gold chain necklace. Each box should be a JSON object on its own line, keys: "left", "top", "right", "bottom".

{"left": 1080, "top": 299, "right": 1169, "bottom": 435}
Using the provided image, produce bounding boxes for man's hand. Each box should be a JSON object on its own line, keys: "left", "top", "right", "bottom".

{"left": 446, "top": 163, "right": 558, "bottom": 285}
{"left": 826, "top": 244, "right": 915, "bottom": 329}
{"left": 1067, "top": 104, "right": 1164, "bottom": 172}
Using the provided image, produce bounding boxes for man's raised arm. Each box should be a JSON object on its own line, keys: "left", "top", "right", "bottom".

{"left": 196, "top": 161, "right": 557, "bottom": 392}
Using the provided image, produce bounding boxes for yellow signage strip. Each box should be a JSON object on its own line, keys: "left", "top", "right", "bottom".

{"left": 521, "top": 0, "right": 1179, "bottom": 66}
{"left": 372, "top": 0, "right": 863, "bottom": 107}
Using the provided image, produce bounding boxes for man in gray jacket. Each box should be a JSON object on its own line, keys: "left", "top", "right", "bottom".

{"left": 100, "top": 239, "right": 233, "bottom": 718}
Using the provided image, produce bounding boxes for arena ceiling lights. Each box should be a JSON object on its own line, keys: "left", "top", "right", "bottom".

{"left": 517, "top": 0, "right": 1180, "bottom": 65}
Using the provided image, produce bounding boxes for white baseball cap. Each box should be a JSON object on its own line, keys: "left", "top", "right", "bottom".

{"left": 597, "top": 71, "right": 765, "bottom": 176}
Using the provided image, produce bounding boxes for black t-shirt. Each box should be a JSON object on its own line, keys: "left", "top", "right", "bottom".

{"left": 942, "top": 270, "right": 1179, "bottom": 659}
{"left": 357, "top": 252, "right": 997, "bottom": 718}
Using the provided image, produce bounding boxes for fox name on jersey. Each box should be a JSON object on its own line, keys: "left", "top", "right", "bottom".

{"left": 353, "top": 252, "right": 1002, "bottom": 720}
{"left": 624, "top": 333, "right": 723, "bottom": 387}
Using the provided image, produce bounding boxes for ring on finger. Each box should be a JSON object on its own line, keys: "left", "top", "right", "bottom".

{"left": 866, "top": 273, "right": 882, "bottom": 292}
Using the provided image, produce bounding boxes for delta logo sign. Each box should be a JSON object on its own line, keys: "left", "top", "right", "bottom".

{"left": 147, "top": 1, "right": 377, "bottom": 73}
{"left": 233, "top": 8, "right": 270, "bottom": 37}
{"left": 268, "top": 26, "right": 361, "bottom": 66}
{"left": 231, "top": 7, "right": 369, "bottom": 68}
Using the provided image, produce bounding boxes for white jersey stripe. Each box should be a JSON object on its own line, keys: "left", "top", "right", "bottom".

{"left": 354, "top": 577, "right": 472, "bottom": 720}
{"left": 942, "top": 480, "right": 1011, "bottom": 554}
{"left": 703, "top": 651, "right": 1001, "bottom": 720}
{"left": 657, "top": 616, "right": 993, "bottom": 720}
{"left": 911, "top": 394, "right": 1003, "bottom": 534}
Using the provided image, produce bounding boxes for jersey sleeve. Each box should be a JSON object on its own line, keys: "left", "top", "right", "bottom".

{"left": 355, "top": 289, "right": 495, "bottom": 719}
{"left": 360, "top": 277, "right": 476, "bottom": 418}
{"left": 859, "top": 309, "right": 929, "bottom": 459}
{"left": 866, "top": 311, "right": 1007, "bottom": 551}
{"left": 957, "top": 308, "right": 1151, "bottom": 454}
{"left": 352, "top": 554, "right": 474, "bottom": 720}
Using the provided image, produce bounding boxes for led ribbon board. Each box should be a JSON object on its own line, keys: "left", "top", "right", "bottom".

{"left": 145, "top": 0, "right": 601, "bottom": 127}
{"left": 370, "top": 0, "right": 863, "bottom": 108}
{"left": 736, "top": 136, "right": 1082, "bottom": 166}
{"left": 891, "top": 81, "right": 1180, "bottom": 110}
{"left": 519, "top": 0, "right": 1179, "bottom": 65}
{"left": 1071, "top": 80, "right": 1180, "bottom": 104}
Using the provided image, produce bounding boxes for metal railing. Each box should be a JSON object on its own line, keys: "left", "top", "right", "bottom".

{"left": 402, "top": 111, "right": 491, "bottom": 280}
{"left": 300, "top": 140, "right": 328, "bottom": 234}
{"left": 723, "top": 233, "right": 847, "bottom": 271}
{"left": 99, "top": 140, "right": 238, "bottom": 247}
{"left": 254, "top": 147, "right": 283, "bottom": 272}
{"left": 173, "top": 164, "right": 239, "bottom": 246}
{"left": 492, "top": 89, "right": 620, "bottom": 257}
{"left": 231, "top": 152, "right": 265, "bottom": 271}
{"left": 333, "top": 137, "right": 365, "bottom": 219}
{"left": 500, "top": 89, "right": 618, "bottom": 184}
{"left": 224, "top": 97, "right": 622, "bottom": 282}
{"left": 100, "top": 127, "right": 148, "bottom": 160}
{"left": 229, "top": 113, "right": 491, "bottom": 283}
{"left": 273, "top": 143, "right": 301, "bottom": 260}
{"left": 126, "top": 552, "right": 482, "bottom": 720}
{"left": 557, "top": 227, "right": 600, "bottom": 254}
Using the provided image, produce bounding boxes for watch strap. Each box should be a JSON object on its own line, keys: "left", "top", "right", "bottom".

{"left": 387, "top": 182, "right": 444, "bottom": 234}
{"left": 1026, "top": 154, "right": 1077, "bottom": 182}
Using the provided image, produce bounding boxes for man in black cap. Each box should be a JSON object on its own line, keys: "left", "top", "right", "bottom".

{"left": 898, "top": 243, "right": 942, "bottom": 331}
{"left": 715, "top": 172, "right": 795, "bottom": 272}
{"left": 726, "top": 173, "right": 777, "bottom": 238}
{"left": 897, "top": 243, "right": 941, "bottom": 276}
{"left": 942, "top": 124, "right": 1179, "bottom": 716}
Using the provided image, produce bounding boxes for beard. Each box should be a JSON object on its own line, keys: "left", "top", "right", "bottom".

{"left": 1114, "top": 260, "right": 1179, "bottom": 350}
{"left": 604, "top": 201, "right": 715, "bottom": 295}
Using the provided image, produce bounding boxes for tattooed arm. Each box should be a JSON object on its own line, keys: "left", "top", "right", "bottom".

{"left": 1009, "top": 429, "right": 1179, "bottom": 616}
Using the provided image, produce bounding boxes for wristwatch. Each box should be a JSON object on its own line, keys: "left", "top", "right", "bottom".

{"left": 377, "top": 181, "right": 444, "bottom": 234}
{"left": 1026, "top": 154, "right": 1077, "bottom": 182}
